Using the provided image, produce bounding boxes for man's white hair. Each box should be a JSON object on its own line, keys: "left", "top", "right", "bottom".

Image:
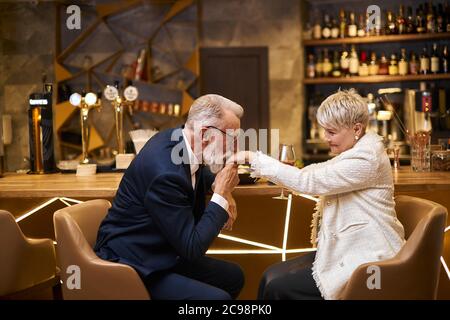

{"left": 317, "top": 89, "right": 368, "bottom": 130}
{"left": 185, "top": 94, "right": 244, "bottom": 129}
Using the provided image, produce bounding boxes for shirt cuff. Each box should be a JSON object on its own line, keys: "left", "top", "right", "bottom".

{"left": 211, "top": 193, "right": 229, "bottom": 212}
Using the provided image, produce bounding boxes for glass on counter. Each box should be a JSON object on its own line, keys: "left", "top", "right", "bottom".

{"left": 431, "top": 150, "right": 450, "bottom": 171}
{"left": 409, "top": 130, "right": 431, "bottom": 172}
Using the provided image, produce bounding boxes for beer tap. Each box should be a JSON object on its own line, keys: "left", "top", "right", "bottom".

{"left": 103, "top": 81, "right": 139, "bottom": 169}
{"left": 69, "top": 91, "right": 102, "bottom": 165}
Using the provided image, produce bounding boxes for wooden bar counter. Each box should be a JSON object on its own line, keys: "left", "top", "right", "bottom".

{"left": 1, "top": 167, "right": 450, "bottom": 198}
{"left": 0, "top": 167, "right": 449, "bottom": 299}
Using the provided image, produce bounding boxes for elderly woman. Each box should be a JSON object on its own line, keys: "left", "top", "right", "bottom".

{"left": 244, "top": 89, "right": 405, "bottom": 300}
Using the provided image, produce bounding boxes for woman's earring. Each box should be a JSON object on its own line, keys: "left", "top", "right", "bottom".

{"left": 355, "top": 135, "right": 359, "bottom": 140}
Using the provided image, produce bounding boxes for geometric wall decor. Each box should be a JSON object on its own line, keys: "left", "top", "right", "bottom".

{"left": 54, "top": 0, "right": 200, "bottom": 160}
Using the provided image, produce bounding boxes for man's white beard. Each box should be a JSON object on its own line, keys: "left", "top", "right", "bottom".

{"left": 202, "top": 141, "right": 233, "bottom": 174}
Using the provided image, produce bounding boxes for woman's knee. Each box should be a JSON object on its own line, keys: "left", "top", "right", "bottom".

{"left": 263, "top": 277, "right": 288, "bottom": 300}
{"left": 260, "top": 261, "right": 287, "bottom": 287}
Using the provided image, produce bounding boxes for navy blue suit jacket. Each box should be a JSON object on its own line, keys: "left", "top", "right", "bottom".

{"left": 94, "top": 127, "right": 229, "bottom": 278}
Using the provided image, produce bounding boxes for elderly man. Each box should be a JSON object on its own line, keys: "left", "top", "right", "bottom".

{"left": 94, "top": 94, "right": 245, "bottom": 300}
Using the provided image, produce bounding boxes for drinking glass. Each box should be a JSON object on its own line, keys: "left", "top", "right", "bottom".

{"left": 273, "top": 144, "right": 296, "bottom": 200}
{"left": 409, "top": 131, "right": 431, "bottom": 172}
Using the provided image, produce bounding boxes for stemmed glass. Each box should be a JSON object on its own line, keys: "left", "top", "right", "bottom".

{"left": 273, "top": 144, "right": 296, "bottom": 200}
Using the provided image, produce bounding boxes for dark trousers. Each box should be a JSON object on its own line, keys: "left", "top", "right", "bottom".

{"left": 258, "top": 252, "right": 323, "bottom": 300}
{"left": 143, "top": 256, "right": 244, "bottom": 300}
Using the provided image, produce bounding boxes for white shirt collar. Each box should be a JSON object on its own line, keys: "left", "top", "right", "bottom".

{"left": 182, "top": 128, "right": 200, "bottom": 176}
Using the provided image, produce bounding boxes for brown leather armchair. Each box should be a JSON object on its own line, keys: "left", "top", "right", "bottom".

{"left": 0, "top": 210, "right": 57, "bottom": 299}
{"left": 340, "top": 195, "right": 448, "bottom": 300}
{"left": 53, "top": 199, "right": 150, "bottom": 300}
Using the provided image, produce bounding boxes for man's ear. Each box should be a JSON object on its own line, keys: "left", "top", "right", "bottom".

{"left": 201, "top": 127, "right": 210, "bottom": 149}
{"left": 354, "top": 123, "right": 364, "bottom": 137}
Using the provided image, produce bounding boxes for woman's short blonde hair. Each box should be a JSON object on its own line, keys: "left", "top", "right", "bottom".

{"left": 317, "top": 89, "right": 368, "bottom": 130}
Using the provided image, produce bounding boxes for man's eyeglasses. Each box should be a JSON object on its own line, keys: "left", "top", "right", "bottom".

{"left": 205, "top": 126, "right": 239, "bottom": 140}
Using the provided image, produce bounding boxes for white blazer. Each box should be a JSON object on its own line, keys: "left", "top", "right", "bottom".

{"left": 250, "top": 132, "right": 405, "bottom": 299}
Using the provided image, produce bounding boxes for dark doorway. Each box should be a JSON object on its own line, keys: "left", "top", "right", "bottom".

{"left": 200, "top": 47, "right": 269, "bottom": 132}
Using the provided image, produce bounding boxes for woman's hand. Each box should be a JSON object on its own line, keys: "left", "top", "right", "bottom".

{"left": 227, "top": 151, "right": 256, "bottom": 165}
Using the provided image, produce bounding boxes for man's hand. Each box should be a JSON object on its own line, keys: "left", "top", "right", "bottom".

{"left": 213, "top": 164, "right": 239, "bottom": 197}
{"left": 222, "top": 194, "right": 237, "bottom": 231}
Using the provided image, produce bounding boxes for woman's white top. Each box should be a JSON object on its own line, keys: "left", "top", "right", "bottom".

{"left": 250, "top": 132, "right": 405, "bottom": 299}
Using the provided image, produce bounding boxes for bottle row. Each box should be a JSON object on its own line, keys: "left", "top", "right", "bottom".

{"left": 306, "top": 44, "right": 449, "bottom": 78}
{"left": 305, "top": 1, "right": 450, "bottom": 40}
{"left": 132, "top": 100, "right": 181, "bottom": 117}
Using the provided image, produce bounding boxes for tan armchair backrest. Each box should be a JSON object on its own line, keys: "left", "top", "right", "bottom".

{"left": 53, "top": 200, "right": 150, "bottom": 300}
{"left": 0, "top": 210, "right": 56, "bottom": 296}
{"left": 340, "top": 195, "right": 448, "bottom": 300}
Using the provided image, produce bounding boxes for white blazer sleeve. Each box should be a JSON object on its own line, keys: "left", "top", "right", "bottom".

{"left": 251, "top": 150, "right": 380, "bottom": 196}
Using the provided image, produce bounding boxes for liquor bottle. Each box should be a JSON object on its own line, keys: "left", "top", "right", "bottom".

{"left": 420, "top": 47, "right": 430, "bottom": 74}
{"left": 322, "top": 49, "right": 333, "bottom": 77}
{"left": 349, "top": 45, "right": 359, "bottom": 76}
{"left": 358, "top": 51, "right": 369, "bottom": 76}
{"left": 173, "top": 104, "right": 181, "bottom": 117}
{"left": 406, "top": 6, "right": 416, "bottom": 33}
{"left": 303, "top": 22, "right": 312, "bottom": 40}
{"left": 388, "top": 54, "right": 399, "bottom": 75}
{"left": 322, "top": 14, "right": 332, "bottom": 39}
{"left": 306, "top": 54, "right": 315, "bottom": 78}
{"left": 134, "top": 48, "right": 147, "bottom": 81}
{"left": 409, "top": 52, "right": 419, "bottom": 75}
{"left": 398, "top": 48, "right": 409, "bottom": 75}
{"left": 443, "top": 45, "right": 449, "bottom": 73}
{"left": 339, "top": 9, "right": 347, "bottom": 38}
{"left": 348, "top": 11, "right": 358, "bottom": 37}
{"left": 365, "top": 11, "right": 374, "bottom": 36}
{"left": 332, "top": 50, "right": 342, "bottom": 77}
{"left": 313, "top": 16, "right": 322, "bottom": 39}
{"left": 340, "top": 46, "right": 350, "bottom": 76}
{"left": 368, "top": 52, "right": 379, "bottom": 76}
{"left": 426, "top": 2, "right": 436, "bottom": 33}
{"left": 331, "top": 18, "right": 340, "bottom": 38}
{"left": 316, "top": 50, "right": 324, "bottom": 77}
{"left": 431, "top": 43, "right": 440, "bottom": 74}
{"left": 378, "top": 53, "right": 389, "bottom": 75}
{"left": 436, "top": 4, "right": 445, "bottom": 33}
{"left": 367, "top": 93, "right": 379, "bottom": 134}
{"left": 357, "top": 13, "right": 366, "bottom": 37}
{"left": 416, "top": 7, "right": 426, "bottom": 33}
{"left": 445, "top": 1, "right": 450, "bottom": 32}
{"left": 385, "top": 11, "right": 397, "bottom": 35}
{"left": 167, "top": 103, "right": 174, "bottom": 116}
{"left": 397, "top": 5, "right": 406, "bottom": 34}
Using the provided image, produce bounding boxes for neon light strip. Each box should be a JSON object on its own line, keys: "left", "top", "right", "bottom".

{"left": 59, "top": 198, "right": 72, "bottom": 207}
{"left": 60, "top": 197, "right": 84, "bottom": 204}
{"left": 285, "top": 248, "right": 317, "bottom": 254}
{"left": 441, "top": 256, "right": 450, "bottom": 281}
{"left": 15, "top": 197, "right": 59, "bottom": 222}
{"left": 207, "top": 247, "right": 316, "bottom": 255}
{"left": 282, "top": 193, "right": 293, "bottom": 261}
{"left": 218, "top": 234, "right": 281, "bottom": 251}
{"left": 295, "top": 193, "right": 319, "bottom": 202}
{"left": 207, "top": 249, "right": 281, "bottom": 254}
